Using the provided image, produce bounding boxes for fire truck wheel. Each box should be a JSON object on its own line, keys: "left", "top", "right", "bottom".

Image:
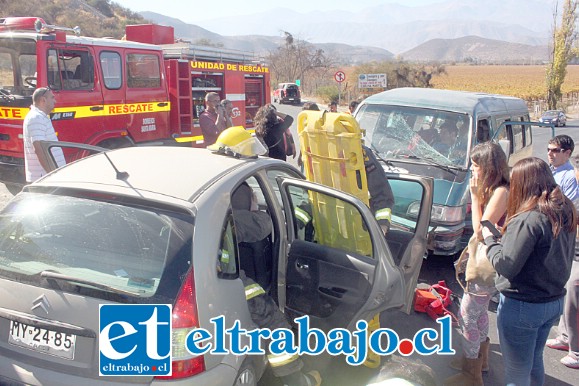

{"left": 98, "top": 138, "right": 132, "bottom": 150}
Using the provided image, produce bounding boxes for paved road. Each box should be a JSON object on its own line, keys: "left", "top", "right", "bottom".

{"left": 0, "top": 111, "right": 577, "bottom": 385}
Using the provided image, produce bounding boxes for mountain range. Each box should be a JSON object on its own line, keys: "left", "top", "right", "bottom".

{"left": 140, "top": 0, "right": 555, "bottom": 64}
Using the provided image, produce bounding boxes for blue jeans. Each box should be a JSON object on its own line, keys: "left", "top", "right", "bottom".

{"left": 497, "top": 294, "right": 564, "bottom": 386}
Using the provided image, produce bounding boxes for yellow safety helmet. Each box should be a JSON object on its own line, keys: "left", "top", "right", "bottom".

{"left": 207, "top": 126, "right": 267, "bottom": 158}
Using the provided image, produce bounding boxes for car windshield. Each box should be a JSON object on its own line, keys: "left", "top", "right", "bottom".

{"left": 0, "top": 192, "right": 193, "bottom": 302}
{"left": 357, "top": 104, "right": 470, "bottom": 168}
{"left": 543, "top": 111, "right": 559, "bottom": 117}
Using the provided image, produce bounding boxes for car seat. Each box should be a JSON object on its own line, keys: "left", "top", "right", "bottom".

{"left": 231, "top": 183, "right": 273, "bottom": 290}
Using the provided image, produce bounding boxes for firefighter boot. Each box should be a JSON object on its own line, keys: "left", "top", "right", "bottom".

{"left": 443, "top": 354, "right": 484, "bottom": 386}
{"left": 480, "top": 337, "right": 490, "bottom": 372}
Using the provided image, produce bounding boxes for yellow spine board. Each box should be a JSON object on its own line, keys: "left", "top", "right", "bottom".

{"left": 297, "top": 111, "right": 371, "bottom": 257}
{"left": 297, "top": 110, "right": 380, "bottom": 368}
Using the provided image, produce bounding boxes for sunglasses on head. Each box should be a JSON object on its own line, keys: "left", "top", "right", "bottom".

{"left": 37, "top": 87, "right": 51, "bottom": 97}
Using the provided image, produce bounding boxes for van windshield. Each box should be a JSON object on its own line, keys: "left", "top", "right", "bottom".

{"left": 357, "top": 104, "right": 470, "bottom": 168}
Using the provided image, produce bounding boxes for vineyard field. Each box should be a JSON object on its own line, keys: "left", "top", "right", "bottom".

{"left": 431, "top": 65, "right": 579, "bottom": 101}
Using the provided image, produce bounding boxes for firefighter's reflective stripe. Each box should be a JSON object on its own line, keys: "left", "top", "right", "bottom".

{"left": 375, "top": 208, "right": 392, "bottom": 223}
{"left": 103, "top": 102, "right": 171, "bottom": 116}
{"left": 267, "top": 353, "right": 300, "bottom": 367}
{"left": 0, "top": 102, "right": 171, "bottom": 121}
{"left": 245, "top": 283, "right": 265, "bottom": 300}
{"left": 0, "top": 107, "right": 27, "bottom": 119}
{"left": 294, "top": 207, "right": 312, "bottom": 225}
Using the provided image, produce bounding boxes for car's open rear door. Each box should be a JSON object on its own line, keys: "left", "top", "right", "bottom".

{"left": 277, "top": 175, "right": 432, "bottom": 331}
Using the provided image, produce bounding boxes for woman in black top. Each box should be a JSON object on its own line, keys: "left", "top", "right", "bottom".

{"left": 254, "top": 104, "right": 294, "bottom": 161}
{"left": 483, "top": 157, "right": 577, "bottom": 386}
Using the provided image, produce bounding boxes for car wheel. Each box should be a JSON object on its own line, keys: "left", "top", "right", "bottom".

{"left": 234, "top": 360, "right": 257, "bottom": 386}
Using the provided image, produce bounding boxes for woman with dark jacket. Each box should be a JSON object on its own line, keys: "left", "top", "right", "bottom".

{"left": 254, "top": 104, "right": 294, "bottom": 161}
{"left": 483, "top": 157, "right": 577, "bottom": 386}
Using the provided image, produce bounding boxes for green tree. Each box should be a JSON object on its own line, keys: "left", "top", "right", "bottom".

{"left": 546, "top": 0, "right": 578, "bottom": 110}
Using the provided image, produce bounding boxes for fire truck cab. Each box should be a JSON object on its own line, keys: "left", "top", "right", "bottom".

{"left": 0, "top": 17, "right": 270, "bottom": 177}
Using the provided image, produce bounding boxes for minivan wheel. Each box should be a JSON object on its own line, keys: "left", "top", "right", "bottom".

{"left": 234, "top": 361, "right": 257, "bottom": 386}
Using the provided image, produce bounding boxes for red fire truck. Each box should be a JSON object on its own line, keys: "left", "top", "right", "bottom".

{"left": 0, "top": 17, "right": 270, "bottom": 176}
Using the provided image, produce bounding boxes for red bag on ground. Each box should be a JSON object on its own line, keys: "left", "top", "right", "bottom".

{"left": 414, "top": 280, "right": 457, "bottom": 324}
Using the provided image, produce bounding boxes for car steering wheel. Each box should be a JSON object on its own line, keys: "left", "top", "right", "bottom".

{"left": 24, "top": 76, "right": 37, "bottom": 87}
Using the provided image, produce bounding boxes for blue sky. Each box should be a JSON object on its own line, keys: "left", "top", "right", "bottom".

{"left": 113, "top": 0, "right": 444, "bottom": 24}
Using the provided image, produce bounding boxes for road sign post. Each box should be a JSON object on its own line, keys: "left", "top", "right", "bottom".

{"left": 334, "top": 71, "right": 346, "bottom": 107}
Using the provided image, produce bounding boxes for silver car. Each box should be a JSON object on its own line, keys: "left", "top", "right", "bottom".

{"left": 0, "top": 144, "right": 432, "bottom": 385}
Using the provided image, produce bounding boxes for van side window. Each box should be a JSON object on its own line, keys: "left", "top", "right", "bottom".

{"left": 495, "top": 118, "right": 513, "bottom": 155}
{"left": 512, "top": 121, "right": 524, "bottom": 152}
{"left": 126, "top": 53, "right": 161, "bottom": 88}
{"left": 476, "top": 119, "right": 490, "bottom": 143}
{"left": 47, "top": 49, "right": 94, "bottom": 91}
{"left": 100, "top": 51, "right": 122, "bottom": 89}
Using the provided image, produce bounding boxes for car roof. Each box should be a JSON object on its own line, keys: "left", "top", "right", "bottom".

{"left": 361, "top": 87, "right": 527, "bottom": 115}
{"left": 30, "top": 147, "right": 283, "bottom": 206}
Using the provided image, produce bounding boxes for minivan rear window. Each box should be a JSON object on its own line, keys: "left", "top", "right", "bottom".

{"left": 0, "top": 193, "right": 193, "bottom": 303}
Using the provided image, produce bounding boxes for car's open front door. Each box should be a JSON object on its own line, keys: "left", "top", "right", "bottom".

{"left": 277, "top": 175, "right": 431, "bottom": 331}
{"left": 384, "top": 173, "right": 433, "bottom": 313}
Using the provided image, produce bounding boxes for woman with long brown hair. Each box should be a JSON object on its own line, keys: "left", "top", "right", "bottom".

{"left": 254, "top": 104, "right": 294, "bottom": 161}
{"left": 484, "top": 157, "right": 577, "bottom": 385}
{"left": 445, "top": 142, "right": 509, "bottom": 386}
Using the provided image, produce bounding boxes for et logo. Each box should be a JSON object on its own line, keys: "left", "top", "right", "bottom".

{"left": 99, "top": 304, "right": 172, "bottom": 376}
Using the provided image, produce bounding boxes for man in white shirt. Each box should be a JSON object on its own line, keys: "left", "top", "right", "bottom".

{"left": 23, "top": 87, "right": 66, "bottom": 182}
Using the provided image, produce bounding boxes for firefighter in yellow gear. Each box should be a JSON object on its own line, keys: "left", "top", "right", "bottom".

{"left": 242, "top": 273, "right": 321, "bottom": 386}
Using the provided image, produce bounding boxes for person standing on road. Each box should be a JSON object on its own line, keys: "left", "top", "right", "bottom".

{"left": 483, "top": 157, "right": 576, "bottom": 385}
{"left": 254, "top": 104, "right": 294, "bottom": 161}
{"left": 445, "top": 142, "right": 509, "bottom": 386}
{"left": 200, "top": 92, "right": 227, "bottom": 146}
{"left": 328, "top": 101, "right": 338, "bottom": 113}
{"left": 547, "top": 135, "right": 579, "bottom": 204}
{"left": 23, "top": 87, "right": 65, "bottom": 183}
{"left": 546, "top": 152, "right": 579, "bottom": 369}
{"left": 348, "top": 100, "right": 359, "bottom": 115}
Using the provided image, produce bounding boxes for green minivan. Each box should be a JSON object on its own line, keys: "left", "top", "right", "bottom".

{"left": 355, "top": 87, "right": 533, "bottom": 256}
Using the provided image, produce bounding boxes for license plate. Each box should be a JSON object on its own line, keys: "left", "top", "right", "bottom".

{"left": 8, "top": 321, "right": 76, "bottom": 360}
